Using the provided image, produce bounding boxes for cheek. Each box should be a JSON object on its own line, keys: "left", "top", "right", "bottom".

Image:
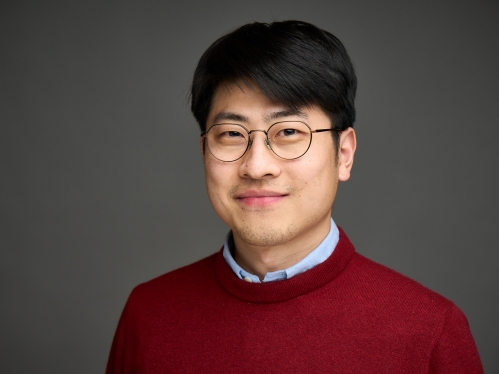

{"left": 293, "top": 152, "right": 338, "bottom": 201}
{"left": 205, "top": 163, "right": 223, "bottom": 198}
{"left": 204, "top": 161, "right": 234, "bottom": 214}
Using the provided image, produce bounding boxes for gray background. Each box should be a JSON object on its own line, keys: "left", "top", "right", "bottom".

{"left": 1, "top": 0, "right": 498, "bottom": 372}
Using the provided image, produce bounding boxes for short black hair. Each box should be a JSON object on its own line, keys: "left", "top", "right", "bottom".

{"left": 190, "top": 20, "right": 357, "bottom": 146}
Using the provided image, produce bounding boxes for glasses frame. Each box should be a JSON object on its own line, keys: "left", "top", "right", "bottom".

{"left": 201, "top": 121, "right": 339, "bottom": 162}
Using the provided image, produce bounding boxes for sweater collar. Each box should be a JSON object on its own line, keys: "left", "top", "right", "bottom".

{"left": 214, "top": 227, "right": 355, "bottom": 303}
{"left": 222, "top": 218, "right": 340, "bottom": 283}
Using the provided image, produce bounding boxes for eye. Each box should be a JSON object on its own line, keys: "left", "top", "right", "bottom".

{"left": 226, "top": 131, "right": 243, "bottom": 137}
{"left": 213, "top": 126, "right": 248, "bottom": 146}
{"left": 215, "top": 130, "right": 244, "bottom": 139}
{"left": 270, "top": 122, "right": 310, "bottom": 145}
{"left": 276, "top": 128, "right": 302, "bottom": 137}
{"left": 217, "top": 130, "right": 245, "bottom": 140}
{"left": 281, "top": 128, "right": 297, "bottom": 136}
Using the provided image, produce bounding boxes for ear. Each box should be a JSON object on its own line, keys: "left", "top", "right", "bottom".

{"left": 338, "top": 128, "right": 356, "bottom": 182}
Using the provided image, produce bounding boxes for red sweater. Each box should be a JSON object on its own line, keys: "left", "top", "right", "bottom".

{"left": 106, "top": 229, "right": 483, "bottom": 373}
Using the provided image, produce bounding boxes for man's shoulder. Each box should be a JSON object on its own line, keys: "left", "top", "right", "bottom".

{"left": 347, "top": 251, "right": 455, "bottom": 313}
{"left": 127, "top": 251, "right": 220, "bottom": 305}
{"left": 345, "top": 253, "right": 482, "bottom": 372}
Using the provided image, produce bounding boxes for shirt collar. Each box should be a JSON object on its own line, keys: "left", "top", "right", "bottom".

{"left": 222, "top": 218, "right": 339, "bottom": 283}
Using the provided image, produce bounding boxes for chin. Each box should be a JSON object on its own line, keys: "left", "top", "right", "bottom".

{"left": 234, "top": 221, "right": 297, "bottom": 247}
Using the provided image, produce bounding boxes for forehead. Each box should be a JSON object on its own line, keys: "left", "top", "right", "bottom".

{"left": 208, "top": 82, "right": 329, "bottom": 127}
{"left": 209, "top": 82, "right": 280, "bottom": 120}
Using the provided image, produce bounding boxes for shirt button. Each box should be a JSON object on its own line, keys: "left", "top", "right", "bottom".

{"left": 244, "top": 276, "right": 252, "bottom": 283}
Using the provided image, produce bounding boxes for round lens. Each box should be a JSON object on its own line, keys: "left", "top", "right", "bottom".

{"left": 268, "top": 121, "right": 312, "bottom": 159}
{"left": 206, "top": 124, "right": 249, "bottom": 162}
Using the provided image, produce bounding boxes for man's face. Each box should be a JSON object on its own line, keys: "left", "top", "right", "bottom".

{"left": 203, "top": 82, "right": 355, "bottom": 252}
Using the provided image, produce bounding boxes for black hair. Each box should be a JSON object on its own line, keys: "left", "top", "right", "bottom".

{"left": 190, "top": 20, "right": 357, "bottom": 146}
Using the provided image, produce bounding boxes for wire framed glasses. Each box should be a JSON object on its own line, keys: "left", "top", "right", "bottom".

{"left": 201, "top": 121, "right": 337, "bottom": 162}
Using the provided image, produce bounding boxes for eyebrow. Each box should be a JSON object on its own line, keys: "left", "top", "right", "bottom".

{"left": 212, "top": 108, "right": 308, "bottom": 124}
{"left": 265, "top": 108, "right": 308, "bottom": 121}
{"left": 213, "top": 112, "right": 249, "bottom": 123}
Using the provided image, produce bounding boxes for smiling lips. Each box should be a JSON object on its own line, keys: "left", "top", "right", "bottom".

{"left": 235, "top": 190, "right": 288, "bottom": 207}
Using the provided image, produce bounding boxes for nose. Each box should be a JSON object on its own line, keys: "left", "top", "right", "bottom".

{"left": 247, "top": 130, "right": 272, "bottom": 151}
{"left": 239, "top": 131, "right": 281, "bottom": 179}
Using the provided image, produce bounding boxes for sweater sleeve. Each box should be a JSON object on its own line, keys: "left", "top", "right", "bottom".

{"left": 428, "top": 304, "right": 483, "bottom": 374}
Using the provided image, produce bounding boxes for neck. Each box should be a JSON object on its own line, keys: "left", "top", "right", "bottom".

{"left": 232, "top": 216, "right": 331, "bottom": 280}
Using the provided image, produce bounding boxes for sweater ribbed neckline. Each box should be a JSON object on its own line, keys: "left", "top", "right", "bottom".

{"left": 214, "top": 228, "right": 355, "bottom": 303}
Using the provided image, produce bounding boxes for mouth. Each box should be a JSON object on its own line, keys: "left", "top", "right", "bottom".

{"left": 234, "top": 190, "right": 289, "bottom": 207}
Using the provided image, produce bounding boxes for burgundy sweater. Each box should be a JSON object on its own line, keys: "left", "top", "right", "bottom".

{"left": 106, "top": 229, "right": 483, "bottom": 373}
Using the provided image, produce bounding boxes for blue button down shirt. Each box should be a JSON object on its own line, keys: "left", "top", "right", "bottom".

{"left": 222, "top": 218, "right": 339, "bottom": 283}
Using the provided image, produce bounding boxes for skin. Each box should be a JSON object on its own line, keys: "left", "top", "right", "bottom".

{"left": 202, "top": 82, "right": 356, "bottom": 280}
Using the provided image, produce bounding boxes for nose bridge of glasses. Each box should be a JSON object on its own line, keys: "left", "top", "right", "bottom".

{"left": 247, "top": 129, "right": 271, "bottom": 150}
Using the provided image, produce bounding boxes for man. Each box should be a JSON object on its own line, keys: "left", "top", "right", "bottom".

{"left": 107, "top": 21, "right": 483, "bottom": 373}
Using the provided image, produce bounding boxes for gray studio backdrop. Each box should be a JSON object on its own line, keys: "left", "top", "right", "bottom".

{"left": 1, "top": 0, "right": 498, "bottom": 372}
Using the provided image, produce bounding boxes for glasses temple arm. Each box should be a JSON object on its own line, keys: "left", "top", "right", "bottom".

{"left": 311, "top": 128, "right": 340, "bottom": 133}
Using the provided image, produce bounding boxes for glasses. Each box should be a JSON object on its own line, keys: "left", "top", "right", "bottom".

{"left": 201, "top": 121, "right": 337, "bottom": 162}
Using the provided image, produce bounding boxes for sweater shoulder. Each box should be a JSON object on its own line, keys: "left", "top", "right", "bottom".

{"left": 127, "top": 252, "right": 219, "bottom": 304}
{"left": 348, "top": 252, "right": 454, "bottom": 311}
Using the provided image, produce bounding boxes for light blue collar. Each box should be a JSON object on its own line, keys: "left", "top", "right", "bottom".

{"left": 222, "top": 218, "right": 339, "bottom": 283}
